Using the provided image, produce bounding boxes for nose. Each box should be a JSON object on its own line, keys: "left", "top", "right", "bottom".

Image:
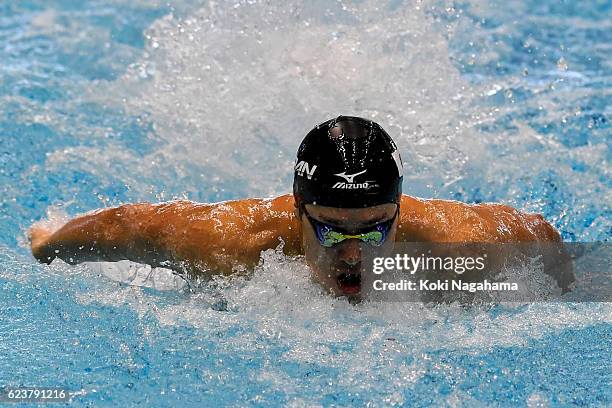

{"left": 338, "top": 239, "right": 361, "bottom": 266}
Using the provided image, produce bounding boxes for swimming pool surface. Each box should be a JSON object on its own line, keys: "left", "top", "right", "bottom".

{"left": 0, "top": 0, "right": 610, "bottom": 406}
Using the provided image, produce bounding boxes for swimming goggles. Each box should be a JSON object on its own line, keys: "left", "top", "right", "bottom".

{"left": 304, "top": 208, "right": 398, "bottom": 247}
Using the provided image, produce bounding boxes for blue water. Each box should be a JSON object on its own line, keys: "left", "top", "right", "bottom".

{"left": 0, "top": 0, "right": 610, "bottom": 406}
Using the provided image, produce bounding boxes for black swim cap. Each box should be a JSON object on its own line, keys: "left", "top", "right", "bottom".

{"left": 293, "top": 115, "right": 403, "bottom": 209}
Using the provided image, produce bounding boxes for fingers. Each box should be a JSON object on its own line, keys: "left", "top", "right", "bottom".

{"left": 29, "top": 225, "right": 49, "bottom": 246}
{"left": 28, "top": 225, "right": 55, "bottom": 264}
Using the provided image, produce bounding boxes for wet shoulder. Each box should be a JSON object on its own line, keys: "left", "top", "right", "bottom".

{"left": 398, "top": 196, "right": 535, "bottom": 242}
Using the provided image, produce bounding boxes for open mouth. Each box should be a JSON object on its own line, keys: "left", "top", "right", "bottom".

{"left": 336, "top": 272, "right": 361, "bottom": 295}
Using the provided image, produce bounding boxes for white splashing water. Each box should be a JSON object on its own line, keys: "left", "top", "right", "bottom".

{"left": 79, "top": 0, "right": 485, "bottom": 199}
{"left": 11, "top": 1, "right": 608, "bottom": 402}
{"left": 60, "top": 245, "right": 610, "bottom": 406}
{"left": 40, "top": 0, "right": 603, "bottom": 238}
{"left": 76, "top": 246, "right": 611, "bottom": 349}
{"left": 29, "top": 0, "right": 607, "bottom": 235}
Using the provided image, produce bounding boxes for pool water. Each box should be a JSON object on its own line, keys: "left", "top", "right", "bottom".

{"left": 0, "top": 0, "right": 610, "bottom": 406}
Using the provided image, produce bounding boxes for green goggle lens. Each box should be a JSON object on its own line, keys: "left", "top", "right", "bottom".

{"left": 304, "top": 208, "right": 397, "bottom": 248}
{"left": 321, "top": 230, "right": 384, "bottom": 247}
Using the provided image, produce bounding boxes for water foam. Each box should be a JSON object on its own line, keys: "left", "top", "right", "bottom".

{"left": 74, "top": 247, "right": 612, "bottom": 352}
{"left": 65, "top": 0, "right": 608, "bottom": 240}
{"left": 61, "top": 244, "right": 611, "bottom": 404}
{"left": 86, "top": 0, "right": 480, "bottom": 199}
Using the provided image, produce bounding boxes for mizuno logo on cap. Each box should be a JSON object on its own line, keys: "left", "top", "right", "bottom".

{"left": 332, "top": 181, "right": 372, "bottom": 189}
{"left": 332, "top": 169, "right": 377, "bottom": 189}
{"left": 334, "top": 170, "right": 367, "bottom": 183}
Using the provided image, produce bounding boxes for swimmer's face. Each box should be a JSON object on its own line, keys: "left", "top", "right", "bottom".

{"left": 298, "top": 203, "right": 398, "bottom": 301}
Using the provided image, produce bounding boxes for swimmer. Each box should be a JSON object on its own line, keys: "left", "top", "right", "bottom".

{"left": 29, "top": 115, "right": 573, "bottom": 298}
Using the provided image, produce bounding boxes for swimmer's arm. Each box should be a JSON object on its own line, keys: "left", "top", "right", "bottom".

{"left": 29, "top": 195, "right": 302, "bottom": 276}
{"left": 29, "top": 203, "right": 174, "bottom": 267}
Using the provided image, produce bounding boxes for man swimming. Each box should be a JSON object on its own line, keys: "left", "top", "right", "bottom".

{"left": 29, "top": 115, "right": 570, "bottom": 298}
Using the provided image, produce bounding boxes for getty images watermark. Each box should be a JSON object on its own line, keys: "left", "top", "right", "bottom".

{"left": 361, "top": 243, "right": 610, "bottom": 302}
{"left": 370, "top": 252, "right": 519, "bottom": 293}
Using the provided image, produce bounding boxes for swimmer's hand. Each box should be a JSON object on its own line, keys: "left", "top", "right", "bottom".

{"left": 29, "top": 225, "right": 56, "bottom": 264}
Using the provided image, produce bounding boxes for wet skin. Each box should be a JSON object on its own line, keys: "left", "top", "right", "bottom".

{"left": 29, "top": 194, "right": 569, "bottom": 296}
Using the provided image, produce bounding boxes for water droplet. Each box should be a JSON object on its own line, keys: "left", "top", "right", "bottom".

{"left": 557, "top": 57, "right": 568, "bottom": 71}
